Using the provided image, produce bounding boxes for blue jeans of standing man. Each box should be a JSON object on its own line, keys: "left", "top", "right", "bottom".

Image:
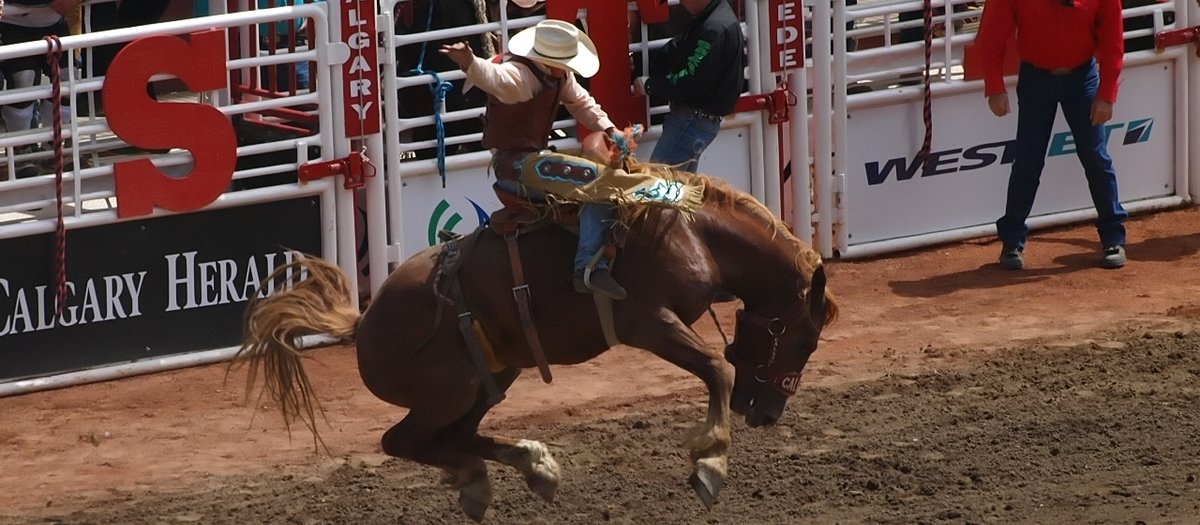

{"left": 996, "top": 60, "right": 1127, "bottom": 250}
{"left": 650, "top": 107, "right": 723, "bottom": 173}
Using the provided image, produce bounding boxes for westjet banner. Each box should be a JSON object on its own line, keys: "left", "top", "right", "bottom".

{"left": 844, "top": 62, "right": 1175, "bottom": 246}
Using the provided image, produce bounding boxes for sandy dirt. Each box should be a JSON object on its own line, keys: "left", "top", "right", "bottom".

{"left": 2, "top": 206, "right": 1200, "bottom": 524}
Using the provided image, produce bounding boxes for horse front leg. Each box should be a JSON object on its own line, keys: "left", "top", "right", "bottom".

{"left": 623, "top": 311, "right": 734, "bottom": 509}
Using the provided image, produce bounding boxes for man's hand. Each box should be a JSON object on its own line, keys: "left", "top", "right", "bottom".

{"left": 1091, "top": 99, "right": 1113, "bottom": 126}
{"left": 987, "top": 93, "right": 1010, "bottom": 117}
{"left": 632, "top": 76, "right": 649, "bottom": 96}
{"left": 438, "top": 42, "right": 476, "bottom": 71}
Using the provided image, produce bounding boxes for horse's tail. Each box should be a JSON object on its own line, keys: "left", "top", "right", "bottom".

{"left": 231, "top": 252, "right": 361, "bottom": 451}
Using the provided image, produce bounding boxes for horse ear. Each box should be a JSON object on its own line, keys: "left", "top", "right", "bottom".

{"left": 807, "top": 265, "right": 827, "bottom": 322}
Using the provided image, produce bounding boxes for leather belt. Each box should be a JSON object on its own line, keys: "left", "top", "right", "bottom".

{"left": 671, "top": 103, "right": 723, "bottom": 122}
{"left": 1027, "top": 60, "right": 1091, "bottom": 76}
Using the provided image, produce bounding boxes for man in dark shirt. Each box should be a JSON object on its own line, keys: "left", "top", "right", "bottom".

{"left": 635, "top": 0, "right": 743, "bottom": 173}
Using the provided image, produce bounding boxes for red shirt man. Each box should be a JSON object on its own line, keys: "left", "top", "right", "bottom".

{"left": 973, "top": 0, "right": 1129, "bottom": 270}
{"left": 975, "top": 0, "right": 1125, "bottom": 122}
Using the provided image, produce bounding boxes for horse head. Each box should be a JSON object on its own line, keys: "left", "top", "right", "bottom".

{"left": 692, "top": 182, "right": 836, "bottom": 427}
{"left": 725, "top": 264, "right": 831, "bottom": 426}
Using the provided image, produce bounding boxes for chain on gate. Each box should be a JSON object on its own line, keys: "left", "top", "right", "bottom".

{"left": 43, "top": 35, "right": 69, "bottom": 322}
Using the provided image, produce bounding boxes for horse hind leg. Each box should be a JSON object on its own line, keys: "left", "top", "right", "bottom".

{"left": 381, "top": 399, "right": 495, "bottom": 522}
{"left": 442, "top": 368, "right": 562, "bottom": 502}
{"left": 468, "top": 435, "right": 561, "bottom": 502}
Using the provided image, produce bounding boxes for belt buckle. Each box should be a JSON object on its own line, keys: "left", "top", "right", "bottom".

{"left": 1048, "top": 67, "right": 1073, "bottom": 75}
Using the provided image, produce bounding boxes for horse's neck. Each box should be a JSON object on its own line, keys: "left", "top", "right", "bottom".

{"left": 696, "top": 208, "right": 801, "bottom": 303}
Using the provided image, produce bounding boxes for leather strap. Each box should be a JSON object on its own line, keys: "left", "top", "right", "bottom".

{"left": 592, "top": 294, "right": 621, "bottom": 348}
{"left": 505, "top": 232, "right": 554, "bottom": 383}
{"left": 445, "top": 237, "right": 505, "bottom": 406}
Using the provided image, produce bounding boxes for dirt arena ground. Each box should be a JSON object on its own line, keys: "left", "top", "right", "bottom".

{"left": 3, "top": 207, "right": 1200, "bottom": 524}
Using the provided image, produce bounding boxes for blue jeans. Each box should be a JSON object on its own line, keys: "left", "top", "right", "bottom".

{"left": 649, "top": 107, "right": 722, "bottom": 173}
{"left": 996, "top": 60, "right": 1127, "bottom": 249}
{"left": 493, "top": 178, "right": 614, "bottom": 273}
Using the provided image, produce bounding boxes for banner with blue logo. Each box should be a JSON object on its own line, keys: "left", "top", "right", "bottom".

{"left": 844, "top": 61, "right": 1175, "bottom": 246}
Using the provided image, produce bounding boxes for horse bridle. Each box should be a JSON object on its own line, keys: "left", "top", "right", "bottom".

{"left": 724, "top": 300, "right": 812, "bottom": 397}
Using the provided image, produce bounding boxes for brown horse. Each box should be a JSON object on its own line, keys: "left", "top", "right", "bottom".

{"left": 237, "top": 173, "right": 838, "bottom": 521}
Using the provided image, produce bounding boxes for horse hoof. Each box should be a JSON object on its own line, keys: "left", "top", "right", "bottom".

{"left": 458, "top": 478, "right": 493, "bottom": 522}
{"left": 517, "top": 440, "right": 561, "bottom": 502}
{"left": 689, "top": 458, "right": 725, "bottom": 510}
{"left": 528, "top": 472, "right": 559, "bottom": 502}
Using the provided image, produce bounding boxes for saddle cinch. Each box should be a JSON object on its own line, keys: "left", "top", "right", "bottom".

{"left": 438, "top": 130, "right": 635, "bottom": 405}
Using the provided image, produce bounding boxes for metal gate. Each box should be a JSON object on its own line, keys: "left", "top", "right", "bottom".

{"left": 0, "top": 3, "right": 364, "bottom": 395}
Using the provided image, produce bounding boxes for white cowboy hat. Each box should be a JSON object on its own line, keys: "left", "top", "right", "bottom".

{"left": 510, "top": 0, "right": 540, "bottom": 7}
{"left": 507, "top": 19, "right": 600, "bottom": 78}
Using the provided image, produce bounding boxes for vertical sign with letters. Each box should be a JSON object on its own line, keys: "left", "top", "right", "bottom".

{"left": 342, "top": 0, "right": 382, "bottom": 136}
{"left": 769, "top": 0, "right": 804, "bottom": 72}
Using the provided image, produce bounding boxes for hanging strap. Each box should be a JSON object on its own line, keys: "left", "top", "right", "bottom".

{"left": 443, "top": 236, "right": 506, "bottom": 406}
{"left": 504, "top": 233, "right": 554, "bottom": 383}
{"left": 919, "top": 0, "right": 934, "bottom": 168}
{"left": 45, "top": 35, "right": 68, "bottom": 322}
{"left": 448, "top": 273, "right": 506, "bottom": 406}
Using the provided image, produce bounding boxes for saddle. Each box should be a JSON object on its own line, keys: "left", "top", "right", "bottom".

{"left": 439, "top": 130, "right": 638, "bottom": 402}
{"left": 489, "top": 187, "right": 581, "bottom": 236}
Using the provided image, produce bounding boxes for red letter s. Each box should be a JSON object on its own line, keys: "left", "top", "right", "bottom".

{"left": 103, "top": 30, "right": 236, "bottom": 218}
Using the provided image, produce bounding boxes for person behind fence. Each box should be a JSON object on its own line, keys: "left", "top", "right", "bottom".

{"left": 632, "top": 0, "right": 743, "bottom": 173}
{"left": 974, "top": 0, "right": 1128, "bottom": 270}
{"left": 1, "top": 0, "right": 83, "bottom": 179}
{"left": 440, "top": 19, "right": 703, "bottom": 301}
{"left": 256, "top": 0, "right": 319, "bottom": 92}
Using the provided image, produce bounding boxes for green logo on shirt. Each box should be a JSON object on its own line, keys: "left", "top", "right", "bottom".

{"left": 667, "top": 40, "right": 712, "bottom": 84}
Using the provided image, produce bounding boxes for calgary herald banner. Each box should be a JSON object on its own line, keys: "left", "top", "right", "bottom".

{"left": 0, "top": 197, "right": 322, "bottom": 383}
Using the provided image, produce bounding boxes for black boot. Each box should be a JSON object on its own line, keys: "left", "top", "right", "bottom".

{"left": 572, "top": 271, "right": 589, "bottom": 294}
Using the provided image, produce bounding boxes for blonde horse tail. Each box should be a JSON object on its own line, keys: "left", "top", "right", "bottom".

{"left": 231, "top": 252, "right": 361, "bottom": 451}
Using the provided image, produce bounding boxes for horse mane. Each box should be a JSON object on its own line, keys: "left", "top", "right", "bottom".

{"left": 623, "top": 161, "right": 839, "bottom": 326}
